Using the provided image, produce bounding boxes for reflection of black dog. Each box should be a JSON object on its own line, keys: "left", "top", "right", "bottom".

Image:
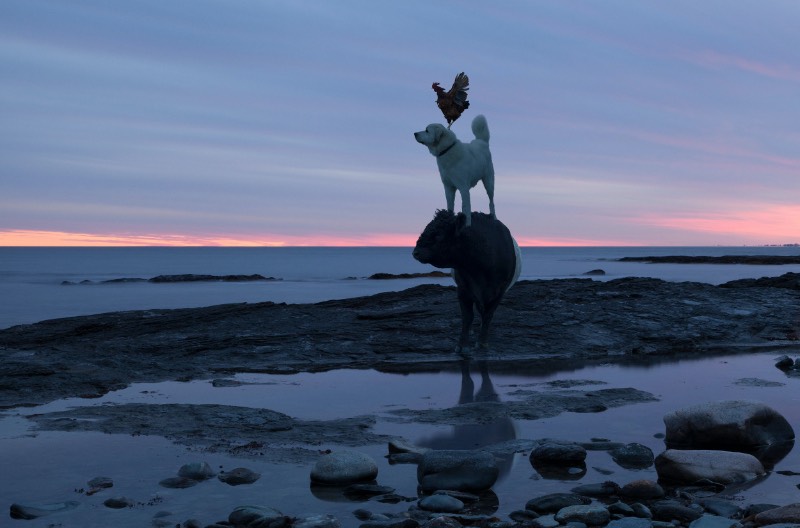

{"left": 413, "top": 210, "right": 521, "bottom": 351}
{"left": 416, "top": 360, "right": 517, "bottom": 477}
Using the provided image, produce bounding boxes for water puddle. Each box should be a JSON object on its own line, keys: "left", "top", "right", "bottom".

{"left": 3, "top": 351, "right": 800, "bottom": 527}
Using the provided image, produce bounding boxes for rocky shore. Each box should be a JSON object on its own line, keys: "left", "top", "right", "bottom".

{"left": 3, "top": 274, "right": 800, "bottom": 527}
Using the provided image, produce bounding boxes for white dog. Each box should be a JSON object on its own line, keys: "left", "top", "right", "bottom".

{"left": 414, "top": 114, "right": 495, "bottom": 226}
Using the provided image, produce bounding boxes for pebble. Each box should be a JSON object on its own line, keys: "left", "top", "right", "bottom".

{"left": 526, "top": 492, "right": 591, "bottom": 513}
{"left": 178, "top": 461, "right": 216, "bottom": 480}
{"left": 607, "top": 518, "right": 653, "bottom": 528}
{"left": 610, "top": 443, "right": 654, "bottom": 469}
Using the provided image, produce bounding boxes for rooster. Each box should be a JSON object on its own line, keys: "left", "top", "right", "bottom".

{"left": 432, "top": 72, "right": 470, "bottom": 128}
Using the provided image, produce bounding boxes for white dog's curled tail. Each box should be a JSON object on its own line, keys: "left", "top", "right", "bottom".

{"left": 472, "top": 114, "right": 490, "bottom": 143}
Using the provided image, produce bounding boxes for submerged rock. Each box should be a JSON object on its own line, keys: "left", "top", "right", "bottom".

{"left": 10, "top": 501, "right": 80, "bottom": 520}
{"left": 417, "top": 450, "right": 499, "bottom": 492}
{"left": 218, "top": 467, "right": 261, "bottom": 486}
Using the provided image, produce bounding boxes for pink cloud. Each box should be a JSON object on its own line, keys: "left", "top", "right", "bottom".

{"left": 687, "top": 49, "right": 800, "bottom": 83}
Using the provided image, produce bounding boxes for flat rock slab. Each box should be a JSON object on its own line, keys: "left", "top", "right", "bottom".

{"left": 655, "top": 449, "right": 765, "bottom": 485}
{"left": 2, "top": 277, "right": 800, "bottom": 408}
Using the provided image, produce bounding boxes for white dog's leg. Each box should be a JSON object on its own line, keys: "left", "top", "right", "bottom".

{"left": 444, "top": 185, "right": 456, "bottom": 213}
{"left": 483, "top": 179, "right": 496, "bottom": 219}
{"left": 460, "top": 188, "right": 472, "bottom": 226}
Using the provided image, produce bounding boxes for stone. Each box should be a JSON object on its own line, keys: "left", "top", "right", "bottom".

{"left": 418, "top": 494, "right": 464, "bottom": 513}
{"left": 570, "top": 481, "right": 620, "bottom": 497}
{"left": 663, "top": 400, "right": 795, "bottom": 457}
{"left": 688, "top": 515, "right": 742, "bottom": 528}
{"left": 651, "top": 501, "right": 703, "bottom": 523}
{"left": 178, "top": 461, "right": 216, "bottom": 480}
{"left": 293, "top": 514, "right": 341, "bottom": 528}
{"left": 655, "top": 449, "right": 765, "bottom": 485}
{"left": 359, "top": 519, "right": 419, "bottom": 528}
{"left": 525, "top": 493, "right": 591, "bottom": 513}
{"left": 620, "top": 479, "right": 664, "bottom": 500}
{"left": 754, "top": 503, "right": 800, "bottom": 525}
{"left": 103, "top": 496, "right": 133, "bottom": 509}
{"left": 229, "top": 506, "right": 291, "bottom": 528}
{"left": 775, "top": 355, "right": 794, "bottom": 370}
{"left": 310, "top": 450, "right": 378, "bottom": 486}
{"left": 631, "top": 503, "right": 653, "bottom": 519}
{"left": 218, "top": 467, "right": 261, "bottom": 486}
{"left": 555, "top": 504, "right": 611, "bottom": 526}
{"left": 610, "top": 443, "right": 654, "bottom": 469}
{"left": 530, "top": 441, "right": 587, "bottom": 464}
{"left": 697, "top": 499, "right": 742, "bottom": 518}
{"left": 417, "top": 450, "right": 498, "bottom": 492}
{"left": 87, "top": 476, "right": 114, "bottom": 489}
{"left": 531, "top": 514, "right": 561, "bottom": 528}
{"left": 607, "top": 518, "right": 653, "bottom": 528}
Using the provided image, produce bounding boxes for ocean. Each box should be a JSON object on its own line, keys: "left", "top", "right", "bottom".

{"left": 2, "top": 245, "right": 800, "bottom": 330}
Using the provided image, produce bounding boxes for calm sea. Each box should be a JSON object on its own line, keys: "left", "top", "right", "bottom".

{"left": 2, "top": 246, "right": 800, "bottom": 329}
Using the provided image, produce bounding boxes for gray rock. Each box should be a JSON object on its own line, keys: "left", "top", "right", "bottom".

{"left": 103, "top": 496, "right": 133, "bottom": 509}
{"left": 417, "top": 450, "right": 498, "bottom": 492}
{"left": 9, "top": 501, "right": 81, "bottom": 520}
{"left": 755, "top": 503, "right": 800, "bottom": 525}
{"left": 293, "top": 514, "right": 341, "bottom": 528}
{"left": 311, "top": 450, "right": 378, "bottom": 486}
{"left": 631, "top": 503, "right": 653, "bottom": 519}
{"left": 688, "top": 515, "right": 742, "bottom": 528}
{"left": 418, "top": 494, "right": 464, "bottom": 513}
{"left": 775, "top": 355, "right": 794, "bottom": 370}
{"left": 229, "top": 506, "right": 291, "bottom": 528}
{"left": 698, "top": 498, "right": 742, "bottom": 518}
{"left": 530, "top": 441, "right": 587, "bottom": 464}
{"left": 651, "top": 501, "right": 703, "bottom": 523}
{"left": 531, "top": 514, "right": 561, "bottom": 528}
{"left": 655, "top": 449, "right": 765, "bottom": 485}
{"left": 555, "top": 504, "right": 610, "bottom": 526}
{"left": 218, "top": 467, "right": 261, "bottom": 486}
{"left": 570, "top": 481, "right": 620, "bottom": 497}
{"left": 663, "top": 400, "right": 795, "bottom": 456}
{"left": 526, "top": 493, "right": 591, "bottom": 513}
{"left": 359, "top": 519, "right": 419, "bottom": 528}
{"left": 87, "top": 476, "right": 114, "bottom": 489}
{"left": 607, "top": 518, "right": 653, "bottom": 528}
{"left": 620, "top": 479, "right": 664, "bottom": 500}
{"left": 610, "top": 443, "right": 654, "bottom": 469}
{"left": 178, "top": 461, "right": 216, "bottom": 480}
{"left": 608, "top": 502, "right": 635, "bottom": 516}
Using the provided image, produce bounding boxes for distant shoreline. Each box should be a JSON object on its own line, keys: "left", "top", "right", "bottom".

{"left": 619, "top": 255, "right": 800, "bottom": 265}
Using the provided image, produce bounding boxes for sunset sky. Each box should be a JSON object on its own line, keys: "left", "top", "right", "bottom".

{"left": 2, "top": 1, "right": 799, "bottom": 246}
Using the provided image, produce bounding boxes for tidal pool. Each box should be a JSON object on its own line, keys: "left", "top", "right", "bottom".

{"left": 3, "top": 350, "right": 800, "bottom": 527}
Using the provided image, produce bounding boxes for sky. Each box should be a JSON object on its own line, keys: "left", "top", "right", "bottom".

{"left": 1, "top": 1, "right": 799, "bottom": 247}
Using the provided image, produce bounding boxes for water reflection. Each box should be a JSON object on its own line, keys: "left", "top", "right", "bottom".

{"left": 416, "top": 359, "right": 517, "bottom": 478}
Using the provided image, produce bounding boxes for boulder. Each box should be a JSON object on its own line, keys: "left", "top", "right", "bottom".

{"left": 754, "top": 503, "right": 800, "bottom": 525}
{"left": 530, "top": 441, "right": 587, "bottom": 464}
{"left": 654, "top": 449, "right": 765, "bottom": 485}
{"left": 310, "top": 450, "right": 378, "bottom": 486}
{"left": 554, "top": 504, "right": 611, "bottom": 526}
{"left": 688, "top": 515, "right": 742, "bottom": 528}
{"left": 417, "top": 450, "right": 498, "bottom": 492}
{"left": 663, "top": 400, "right": 794, "bottom": 464}
{"left": 229, "top": 506, "right": 291, "bottom": 528}
{"left": 610, "top": 443, "right": 654, "bottom": 469}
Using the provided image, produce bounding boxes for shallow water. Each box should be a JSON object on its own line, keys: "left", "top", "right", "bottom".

{"left": 3, "top": 350, "right": 800, "bottom": 527}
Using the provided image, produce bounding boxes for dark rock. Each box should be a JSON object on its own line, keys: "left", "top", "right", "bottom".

{"left": 525, "top": 493, "right": 591, "bottom": 514}
{"left": 103, "top": 496, "right": 133, "bottom": 509}
{"left": 776, "top": 355, "right": 794, "bottom": 370}
{"left": 343, "top": 484, "right": 395, "bottom": 500}
{"left": 663, "top": 400, "right": 795, "bottom": 464}
{"left": 722, "top": 271, "right": 800, "bottom": 289}
{"left": 87, "top": 476, "right": 114, "bottom": 489}
{"left": 530, "top": 441, "right": 587, "bottom": 464}
{"left": 149, "top": 273, "right": 274, "bottom": 283}
{"left": 570, "top": 481, "right": 620, "bottom": 498}
{"left": 688, "top": 516, "right": 741, "bottom": 528}
{"left": 622, "top": 256, "right": 800, "bottom": 265}
{"left": 584, "top": 269, "right": 606, "bottom": 276}
{"left": 359, "top": 519, "right": 419, "bottom": 528}
{"left": 229, "top": 506, "right": 291, "bottom": 528}
{"left": 218, "top": 467, "right": 261, "bottom": 486}
{"left": 607, "top": 519, "right": 652, "bottom": 528}
{"left": 418, "top": 494, "right": 464, "bottom": 513}
{"left": 754, "top": 503, "right": 800, "bottom": 525}
{"left": 697, "top": 498, "right": 742, "bottom": 518}
{"left": 651, "top": 500, "right": 703, "bottom": 523}
{"left": 293, "top": 514, "right": 341, "bottom": 528}
{"left": 620, "top": 479, "right": 664, "bottom": 500}
{"left": 417, "top": 450, "right": 499, "bottom": 492}
{"left": 610, "top": 443, "right": 654, "bottom": 469}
